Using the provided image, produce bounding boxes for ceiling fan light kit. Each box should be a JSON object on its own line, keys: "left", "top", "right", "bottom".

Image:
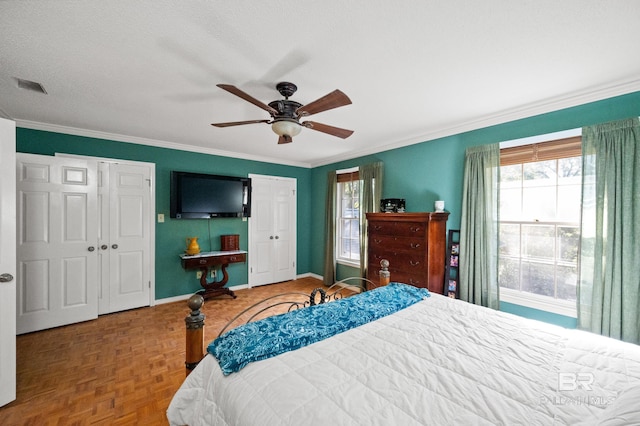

{"left": 211, "top": 81, "right": 353, "bottom": 144}
{"left": 271, "top": 119, "right": 302, "bottom": 137}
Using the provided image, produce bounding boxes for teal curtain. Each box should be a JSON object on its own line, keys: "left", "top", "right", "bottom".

{"left": 359, "top": 162, "right": 383, "bottom": 278}
{"left": 323, "top": 171, "right": 337, "bottom": 286}
{"left": 459, "top": 144, "right": 500, "bottom": 309}
{"left": 578, "top": 117, "right": 640, "bottom": 344}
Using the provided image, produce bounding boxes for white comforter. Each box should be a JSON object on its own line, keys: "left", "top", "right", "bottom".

{"left": 167, "top": 294, "right": 640, "bottom": 425}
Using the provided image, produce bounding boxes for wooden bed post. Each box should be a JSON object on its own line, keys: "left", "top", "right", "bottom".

{"left": 379, "top": 259, "right": 390, "bottom": 287}
{"left": 185, "top": 294, "right": 205, "bottom": 375}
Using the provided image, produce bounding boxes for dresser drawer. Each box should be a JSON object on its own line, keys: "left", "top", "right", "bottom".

{"left": 367, "top": 268, "right": 428, "bottom": 288}
{"left": 369, "top": 235, "right": 426, "bottom": 253}
{"left": 388, "top": 270, "right": 428, "bottom": 288}
{"left": 368, "top": 221, "right": 426, "bottom": 237}
{"left": 369, "top": 251, "right": 427, "bottom": 273}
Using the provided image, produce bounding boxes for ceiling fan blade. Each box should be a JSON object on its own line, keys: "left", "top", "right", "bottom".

{"left": 211, "top": 119, "right": 271, "bottom": 128}
{"left": 302, "top": 121, "right": 354, "bottom": 139}
{"left": 278, "top": 135, "right": 293, "bottom": 144}
{"left": 296, "top": 90, "right": 352, "bottom": 117}
{"left": 217, "top": 84, "right": 278, "bottom": 116}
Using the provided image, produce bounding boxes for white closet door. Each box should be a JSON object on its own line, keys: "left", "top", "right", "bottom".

{"left": 105, "top": 163, "right": 151, "bottom": 312}
{"left": 0, "top": 118, "right": 16, "bottom": 407}
{"left": 248, "top": 177, "right": 276, "bottom": 286}
{"left": 65, "top": 156, "right": 154, "bottom": 315}
{"left": 272, "top": 179, "right": 296, "bottom": 283}
{"left": 16, "top": 153, "right": 98, "bottom": 334}
{"left": 248, "top": 175, "right": 296, "bottom": 287}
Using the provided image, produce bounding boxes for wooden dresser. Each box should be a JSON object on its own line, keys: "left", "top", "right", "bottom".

{"left": 366, "top": 212, "right": 450, "bottom": 294}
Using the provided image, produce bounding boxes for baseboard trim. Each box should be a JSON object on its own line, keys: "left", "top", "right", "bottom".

{"left": 297, "top": 272, "right": 323, "bottom": 281}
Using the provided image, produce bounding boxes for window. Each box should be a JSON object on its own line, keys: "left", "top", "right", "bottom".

{"left": 336, "top": 170, "right": 360, "bottom": 265}
{"left": 499, "top": 136, "right": 582, "bottom": 316}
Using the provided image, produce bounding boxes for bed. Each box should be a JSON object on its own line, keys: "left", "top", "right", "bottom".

{"left": 167, "top": 266, "right": 640, "bottom": 425}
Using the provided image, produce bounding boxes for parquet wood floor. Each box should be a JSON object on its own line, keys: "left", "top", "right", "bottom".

{"left": 0, "top": 277, "right": 323, "bottom": 425}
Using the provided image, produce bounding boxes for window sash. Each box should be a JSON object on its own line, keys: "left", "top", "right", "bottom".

{"left": 336, "top": 176, "right": 360, "bottom": 264}
{"left": 498, "top": 137, "right": 581, "bottom": 310}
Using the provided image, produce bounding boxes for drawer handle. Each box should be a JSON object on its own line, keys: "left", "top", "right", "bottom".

{"left": 409, "top": 260, "right": 420, "bottom": 266}
{"left": 373, "top": 225, "right": 382, "bottom": 231}
{"left": 410, "top": 226, "right": 422, "bottom": 233}
{"left": 374, "top": 239, "right": 382, "bottom": 244}
{"left": 198, "top": 259, "right": 208, "bottom": 264}
{"left": 410, "top": 243, "right": 421, "bottom": 248}
{"left": 229, "top": 256, "right": 236, "bottom": 261}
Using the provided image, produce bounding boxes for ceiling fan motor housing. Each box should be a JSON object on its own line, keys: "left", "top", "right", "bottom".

{"left": 268, "top": 99, "right": 302, "bottom": 120}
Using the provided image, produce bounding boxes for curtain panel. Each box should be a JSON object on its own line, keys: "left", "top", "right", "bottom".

{"left": 323, "top": 171, "right": 337, "bottom": 286}
{"left": 359, "top": 162, "right": 383, "bottom": 278}
{"left": 578, "top": 117, "right": 640, "bottom": 344}
{"left": 460, "top": 144, "right": 500, "bottom": 309}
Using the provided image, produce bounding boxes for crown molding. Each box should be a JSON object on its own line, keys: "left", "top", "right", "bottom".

{"left": 310, "top": 77, "right": 640, "bottom": 167}
{"left": 15, "top": 77, "right": 640, "bottom": 170}
{"left": 15, "top": 120, "right": 312, "bottom": 168}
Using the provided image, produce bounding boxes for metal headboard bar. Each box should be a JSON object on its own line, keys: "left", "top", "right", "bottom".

{"left": 217, "top": 292, "right": 317, "bottom": 337}
{"left": 217, "top": 276, "right": 373, "bottom": 337}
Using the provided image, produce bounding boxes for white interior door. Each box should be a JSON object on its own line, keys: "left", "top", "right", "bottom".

{"left": 103, "top": 162, "right": 151, "bottom": 313}
{"left": 16, "top": 154, "right": 98, "bottom": 334}
{"left": 0, "top": 118, "right": 16, "bottom": 407}
{"left": 249, "top": 177, "right": 276, "bottom": 286}
{"left": 59, "top": 155, "right": 155, "bottom": 315}
{"left": 248, "top": 175, "right": 296, "bottom": 287}
{"left": 272, "top": 179, "right": 296, "bottom": 283}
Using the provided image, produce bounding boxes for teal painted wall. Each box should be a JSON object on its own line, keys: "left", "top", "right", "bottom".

{"left": 335, "top": 262, "right": 359, "bottom": 282}
{"left": 310, "top": 90, "right": 640, "bottom": 326}
{"left": 16, "top": 129, "right": 312, "bottom": 299}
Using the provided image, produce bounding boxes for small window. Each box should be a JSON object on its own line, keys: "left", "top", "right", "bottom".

{"left": 336, "top": 170, "right": 360, "bottom": 265}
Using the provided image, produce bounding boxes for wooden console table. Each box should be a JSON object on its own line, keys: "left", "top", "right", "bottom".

{"left": 180, "top": 250, "right": 247, "bottom": 300}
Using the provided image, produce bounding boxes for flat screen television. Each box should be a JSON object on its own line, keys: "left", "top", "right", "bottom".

{"left": 170, "top": 171, "right": 251, "bottom": 219}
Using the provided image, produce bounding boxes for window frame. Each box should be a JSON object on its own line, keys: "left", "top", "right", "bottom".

{"left": 335, "top": 168, "right": 360, "bottom": 267}
{"left": 498, "top": 131, "right": 581, "bottom": 317}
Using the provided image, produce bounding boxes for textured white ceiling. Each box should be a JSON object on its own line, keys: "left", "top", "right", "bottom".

{"left": 1, "top": 0, "right": 639, "bottom": 167}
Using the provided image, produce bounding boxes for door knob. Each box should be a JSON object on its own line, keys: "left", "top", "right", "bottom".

{"left": 101, "top": 245, "right": 108, "bottom": 250}
{"left": 0, "top": 273, "right": 14, "bottom": 283}
{"left": 270, "top": 236, "right": 274, "bottom": 239}
{"left": 275, "top": 236, "right": 279, "bottom": 239}
{"left": 112, "top": 244, "right": 118, "bottom": 249}
{"left": 88, "top": 246, "right": 95, "bottom": 252}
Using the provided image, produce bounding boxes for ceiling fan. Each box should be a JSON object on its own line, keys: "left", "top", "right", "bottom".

{"left": 211, "top": 82, "right": 354, "bottom": 144}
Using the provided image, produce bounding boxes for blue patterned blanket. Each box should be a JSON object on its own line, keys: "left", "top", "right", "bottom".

{"left": 208, "top": 283, "right": 430, "bottom": 375}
